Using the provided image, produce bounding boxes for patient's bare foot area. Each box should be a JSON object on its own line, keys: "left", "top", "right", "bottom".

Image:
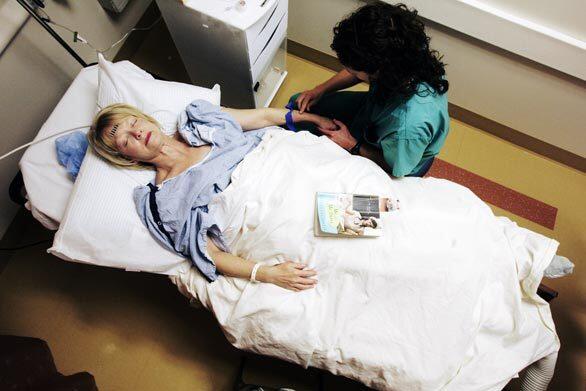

{"left": 544, "top": 255, "right": 574, "bottom": 278}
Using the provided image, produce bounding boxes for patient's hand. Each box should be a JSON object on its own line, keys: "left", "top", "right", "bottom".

{"left": 262, "top": 261, "right": 318, "bottom": 292}
{"left": 298, "top": 113, "right": 337, "bottom": 131}
{"left": 312, "top": 115, "right": 337, "bottom": 131}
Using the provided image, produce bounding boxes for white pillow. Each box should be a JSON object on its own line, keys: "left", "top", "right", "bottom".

{"left": 20, "top": 61, "right": 155, "bottom": 229}
{"left": 97, "top": 53, "right": 221, "bottom": 131}
{"left": 50, "top": 55, "right": 221, "bottom": 275}
{"left": 50, "top": 149, "right": 189, "bottom": 274}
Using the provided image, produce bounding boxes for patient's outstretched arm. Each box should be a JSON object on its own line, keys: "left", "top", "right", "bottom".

{"left": 207, "top": 234, "right": 318, "bottom": 291}
{"left": 222, "top": 107, "right": 336, "bottom": 132}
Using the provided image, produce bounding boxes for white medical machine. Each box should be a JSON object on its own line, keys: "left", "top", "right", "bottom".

{"left": 156, "top": 0, "right": 288, "bottom": 109}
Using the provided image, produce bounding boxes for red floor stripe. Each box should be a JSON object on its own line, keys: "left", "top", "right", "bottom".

{"left": 426, "top": 159, "right": 558, "bottom": 230}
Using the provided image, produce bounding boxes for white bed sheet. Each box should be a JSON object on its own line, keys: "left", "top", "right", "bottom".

{"left": 171, "top": 128, "right": 560, "bottom": 391}
{"left": 20, "top": 66, "right": 99, "bottom": 229}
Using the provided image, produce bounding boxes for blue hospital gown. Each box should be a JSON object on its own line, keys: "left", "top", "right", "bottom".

{"left": 133, "top": 100, "right": 265, "bottom": 281}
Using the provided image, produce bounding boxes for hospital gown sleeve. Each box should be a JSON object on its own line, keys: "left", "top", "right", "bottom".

{"left": 177, "top": 99, "right": 245, "bottom": 147}
{"left": 168, "top": 206, "right": 231, "bottom": 282}
{"left": 184, "top": 206, "right": 231, "bottom": 282}
{"left": 380, "top": 134, "right": 428, "bottom": 177}
{"left": 134, "top": 186, "right": 230, "bottom": 282}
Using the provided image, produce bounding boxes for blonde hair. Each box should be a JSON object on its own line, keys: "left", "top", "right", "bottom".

{"left": 87, "top": 103, "right": 160, "bottom": 169}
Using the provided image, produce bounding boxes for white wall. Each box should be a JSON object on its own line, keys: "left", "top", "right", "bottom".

{"left": 0, "top": 0, "right": 151, "bottom": 239}
{"left": 288, "top": 0, "right": 586, "bottom": 158}
{"left": 480, "top": 0, "right": 585, "bottom": 41}
{"left": 398, "top": 0, "right": 586, "bottom": 80}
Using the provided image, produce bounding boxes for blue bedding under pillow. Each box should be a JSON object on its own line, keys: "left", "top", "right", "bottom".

{"left": 55, "top": 131, "right": 88, "bottom": 180}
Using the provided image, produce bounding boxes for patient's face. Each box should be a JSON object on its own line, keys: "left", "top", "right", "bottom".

{"left": 104, "top": 116, "right": 163, "bottom": 162}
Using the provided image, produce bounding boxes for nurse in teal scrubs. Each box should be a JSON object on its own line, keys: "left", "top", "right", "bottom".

{"left": 289, "top": 3, "right": 450, "bottom": 177}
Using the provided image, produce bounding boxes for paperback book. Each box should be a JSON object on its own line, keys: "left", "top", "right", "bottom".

{"left": 315, "top": 192, "right": 399, "bottom": 237}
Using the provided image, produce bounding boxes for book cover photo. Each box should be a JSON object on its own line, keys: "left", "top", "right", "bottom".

{"left": 315, "top": 192, "right": 399, "bottom": 238}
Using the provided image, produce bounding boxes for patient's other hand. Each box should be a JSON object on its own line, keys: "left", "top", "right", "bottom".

{"left": 263, "top": 261, "right": 318, "bottom": 292}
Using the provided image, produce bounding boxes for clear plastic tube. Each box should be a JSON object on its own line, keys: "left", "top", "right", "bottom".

{"left": 0, "top": 125, "right": 89, "bottom": 162}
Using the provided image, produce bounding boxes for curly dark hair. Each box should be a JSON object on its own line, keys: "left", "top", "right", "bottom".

{"left": 331, "top": 2, "right": 449, "bottom": 102}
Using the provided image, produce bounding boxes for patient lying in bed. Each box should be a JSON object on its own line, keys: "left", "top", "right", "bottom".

{"left": 87, "top": 99, "right": 339, "bottom": 291}
{"left": 88, "top": 99, "right": 572, "bottom": 290}
{"left": 87, "top": 98, "right": 573, "bottom": 389}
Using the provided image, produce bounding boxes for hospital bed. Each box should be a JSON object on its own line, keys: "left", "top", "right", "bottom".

{"left": 10, "top": 63, "right": 561, "bottom": 391}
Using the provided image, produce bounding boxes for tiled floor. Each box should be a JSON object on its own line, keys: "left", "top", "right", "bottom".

{"left": 1, "top": 51, "right": 584, "bottom": 391}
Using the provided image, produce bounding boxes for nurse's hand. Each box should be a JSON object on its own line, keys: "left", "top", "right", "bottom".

{"left": 264, "top": 261, "right": 318, "bottom": 291}
{"left": 318, "top": 119, "right": 357, "bottom": 151}
{"left": 296, "top": 87, "right": 325, "bottom": 113}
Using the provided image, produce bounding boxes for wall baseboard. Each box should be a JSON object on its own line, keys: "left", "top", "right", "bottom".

{"left": 288, "top": 40, "right": 344, "bottom": 72}
{"left": 287, "top": 39, "right": 585, "bottom": 173}
{"left": 446, "top": 104, "right": 585, "bottom": 172}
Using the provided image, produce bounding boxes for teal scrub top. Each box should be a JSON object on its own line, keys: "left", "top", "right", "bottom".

{"left": 350, "top": 82, "right": 450, "bottom": 177}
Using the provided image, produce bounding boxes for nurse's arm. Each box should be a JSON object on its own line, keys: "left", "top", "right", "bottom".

{"left": 315, "top": 69, "right": 361, "bottom": 94}
{"left": 356, "top": 143, "right": 396, "bottom": 177}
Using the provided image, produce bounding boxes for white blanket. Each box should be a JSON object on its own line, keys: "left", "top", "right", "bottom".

{"left": 172, "top": 129, "right": 560, "bottom": 390}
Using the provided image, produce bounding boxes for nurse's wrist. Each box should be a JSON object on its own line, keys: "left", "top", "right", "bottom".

{"left": 314, "top": 84, "right": 328, "bottom": 95}
{"left": 349, "top": 139, "right": 362, "bottom": 155}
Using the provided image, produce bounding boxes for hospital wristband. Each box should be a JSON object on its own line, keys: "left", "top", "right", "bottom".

{"left": 285, "top": 109, "right": 297, "bottom": 132}
{"left": 250, "top": 263, "right": 262, "bottom": 283}
{"left": 284, "top": 102, "right": 298, "bottom": 132}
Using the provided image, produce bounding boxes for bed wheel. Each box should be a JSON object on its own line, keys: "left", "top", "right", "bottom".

{"left": 233, "top": 355, "right": 299, "bottom": 391}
